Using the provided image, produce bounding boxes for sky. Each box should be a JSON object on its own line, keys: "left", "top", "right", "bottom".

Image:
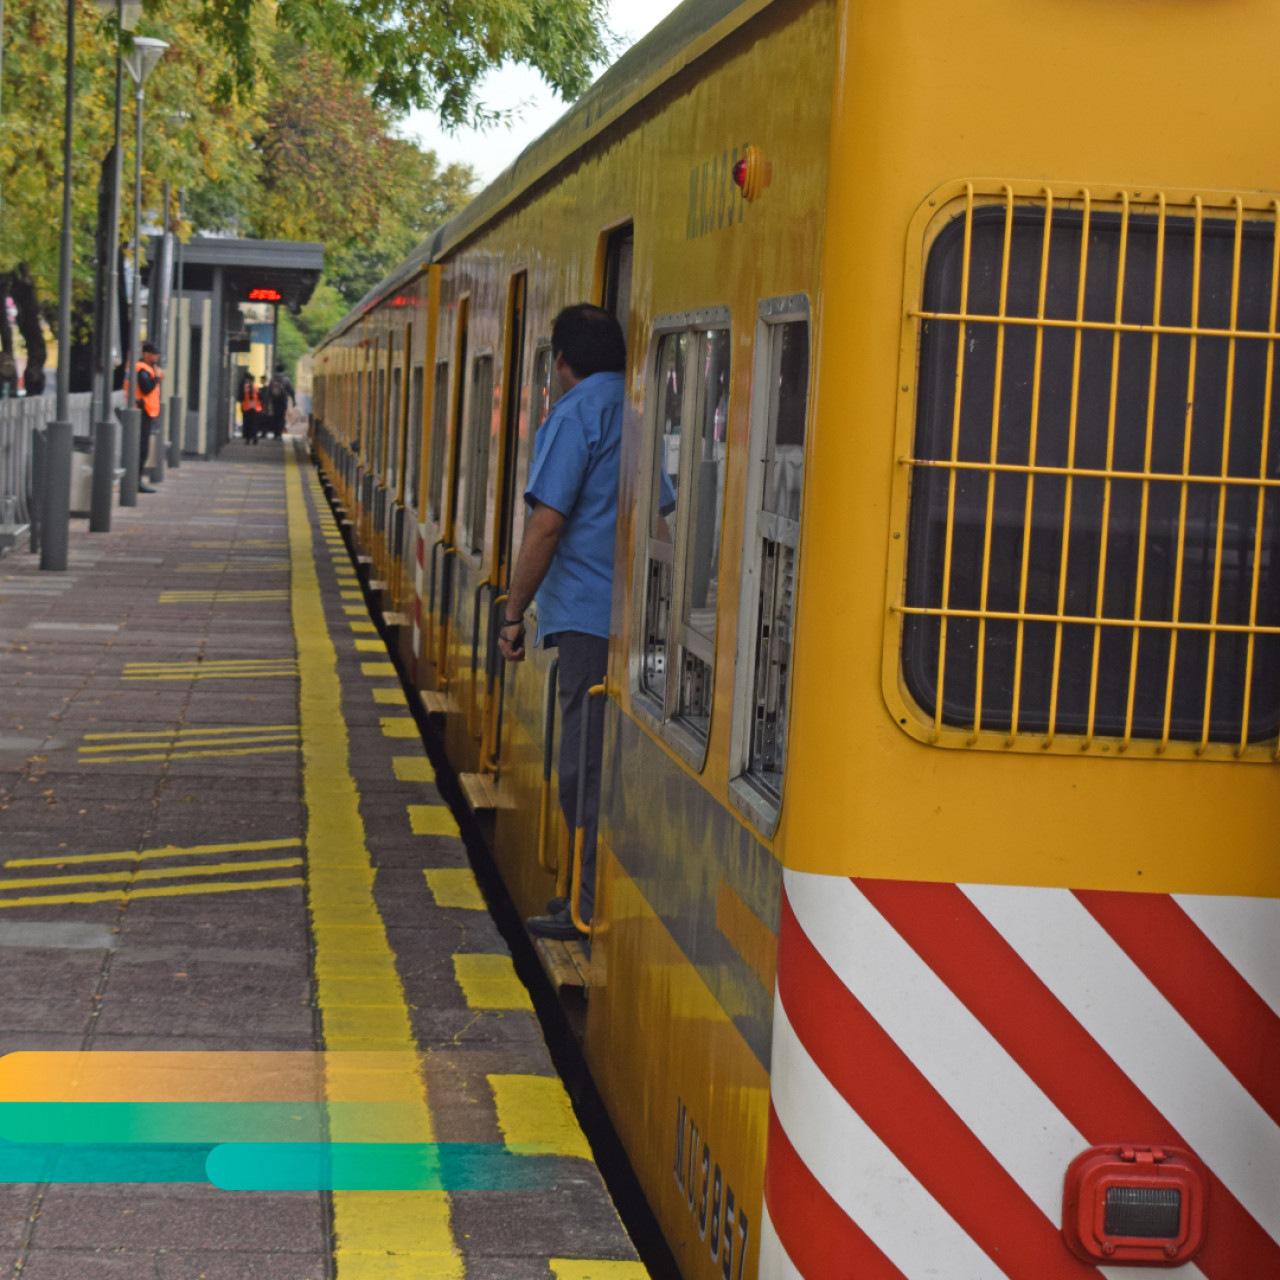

{"left": 401, "top": 0, "right": 687, "bottom": 186}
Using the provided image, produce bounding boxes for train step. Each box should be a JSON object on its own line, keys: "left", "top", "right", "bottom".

{"left": 459, "top": 771, "right": 516, "bottom": 812}
{"left": 382, "top": 610, "right": 410, "bottom": 629}
{"left": 535, "top": 936, "right": 590, "bottom": 990}
{"left": 420, "top": 689, "right": 454, "bottom": 715}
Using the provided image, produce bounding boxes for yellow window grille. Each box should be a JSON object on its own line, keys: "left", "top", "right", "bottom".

{"left": 888, "top": 181, "right": 1280, "bottom": 761}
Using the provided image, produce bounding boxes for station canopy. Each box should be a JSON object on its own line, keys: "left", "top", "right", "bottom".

{"left": 177, "top": 237, "right": 324, "bottom": 313}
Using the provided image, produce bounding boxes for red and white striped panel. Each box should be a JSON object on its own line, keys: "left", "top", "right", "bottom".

{"left": 761, "top": 870, "right": 1280, "bottom": 1280}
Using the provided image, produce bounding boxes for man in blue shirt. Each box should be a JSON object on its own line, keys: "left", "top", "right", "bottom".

{"left": 497, "top": 304, "right": 626, "bottom": 939}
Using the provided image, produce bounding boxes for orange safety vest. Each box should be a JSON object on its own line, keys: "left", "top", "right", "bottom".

{"left": 134, "top": 360, "right": 161, "bottom": 418}
{"left": 241, "top": 380, "right": 261, "bottom": 413}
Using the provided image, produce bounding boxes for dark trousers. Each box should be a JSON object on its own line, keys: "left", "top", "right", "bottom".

{"left": 555, "top": 631, "right": 608, "bottom": 922}
{"left": 139, "top": 412, "right": 157, "bottom": 477}
{"left": 270, "top": 405, "right": 286, "bottom": 438}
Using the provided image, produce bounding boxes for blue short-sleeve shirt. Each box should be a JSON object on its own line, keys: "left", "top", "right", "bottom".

{"left": 524, "top": 370, "right": 625, "bottom": 643}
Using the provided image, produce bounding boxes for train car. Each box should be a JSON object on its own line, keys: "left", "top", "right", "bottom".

{"left": 309, "top": 0, "right": 1280, "bottom": 1276}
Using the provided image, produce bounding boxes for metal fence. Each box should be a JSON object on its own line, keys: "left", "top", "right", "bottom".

{"left": 0, "top": 393, "right": 125, "bottom": 555}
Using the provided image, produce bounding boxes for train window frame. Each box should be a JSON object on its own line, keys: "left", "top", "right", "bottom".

{"left": 406, "top": 361, "right": 424, "bottom": 513}
{"left": 729, "top": 296, "right": 812, "bottom": 838}
{"left": 886, "top": 178, "right": 1280, "bottom": 762}
{"left": 631, "top": 306, "right": 732, "bottom": 771}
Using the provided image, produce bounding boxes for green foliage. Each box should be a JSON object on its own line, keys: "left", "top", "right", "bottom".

{"left": 291, "top": 280, "right": 347, "bottom": 347}
{"left": 275, "top": 307, "right": 309, "bottom": 374}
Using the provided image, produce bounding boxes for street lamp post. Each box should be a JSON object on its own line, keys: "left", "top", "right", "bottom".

{"left": 117, "top": 34, "right": 166, "bottom": 508}
{"left": 88, "top": 0, "right": 140, "bottom": 535}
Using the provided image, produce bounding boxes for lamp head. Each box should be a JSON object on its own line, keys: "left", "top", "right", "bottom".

{"left": 91, "top": 0, "right": 142, "bottom": 30}
{"left": 124, "top": 36, "right": 168, "bottom": 87}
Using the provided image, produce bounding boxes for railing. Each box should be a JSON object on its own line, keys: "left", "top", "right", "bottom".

{"left": 0, "top": 392, "right": 125, "bottom": 555}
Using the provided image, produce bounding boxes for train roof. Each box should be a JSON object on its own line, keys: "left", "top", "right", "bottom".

{"left": 320, "top": 0, "right": 775, "bottom": 344}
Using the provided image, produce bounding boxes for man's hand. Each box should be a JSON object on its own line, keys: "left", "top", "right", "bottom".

{"left": 498, "top": 618, "right": 526, "bottom": 663}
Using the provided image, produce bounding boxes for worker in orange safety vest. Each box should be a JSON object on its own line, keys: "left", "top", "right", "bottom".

{"left": 240, "top": 372, "right": 263, "bottom": 444}
{"left": 131, "top": 342, "right": 164, "bottom": 493}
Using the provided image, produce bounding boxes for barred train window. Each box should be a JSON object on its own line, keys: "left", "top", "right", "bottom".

{"left": 745, "top": 318, "right": 809, "bottom": 802}
{"left": 902, "top": 189, "right": 1280, "bottom": 753}
{"left": 427, "top": 361, "right": 449, "bottom": 522}
{"left": 638, "top": 319, "right": 731, "bottom": 751}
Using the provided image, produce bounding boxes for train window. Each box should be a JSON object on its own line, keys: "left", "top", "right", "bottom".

{"left": 731, "top": 301, "right": 810, "bottom": 831}
{"left": 465, "top": 354, "right": 494, "bottom": 553}
{"left": 634, "top": 309, "right": 731, "bottom": 763}
{"left": 894, "top": 184, "right": 1280, "bottom": 759}
{"left": 406, "top": 363, "right": 424, "bottom": 511}
{"left": 389, "top": 363, "right": 403, "bottom": 491}
{"left": 427, "top": 361, "right": 449, "bottom": 522}
{"left": 532, "top": 344, "right": 561, "bottom": 444}
{"left": 676, "top": 328, "right": 731, "bottom": 737}
{"left": 373, "top": 367, "right": 386, "bottom": 480}
{"left": 640, "top": 331, "right": 687, "bottom": 707}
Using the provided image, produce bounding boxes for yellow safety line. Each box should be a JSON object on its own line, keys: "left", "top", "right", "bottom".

{"left": 83, "top": 725, "right": 298, "bottom": 739}
{"left": 408, "top": 806, "right": 460, "bottom": 838}
{"left": 361, "top": 663, "right": 397, "bottom": 677}
{"left": 80, "top": 745, "right": 299, "bottom": 763}
{"left": 423, "top": 869, "right": 483, "bottom": 910}
{"left": 380, "top": 719, "right": 419, "bottom": 739}
{"left": 452, "top": 955, "right": 532, "bottom": 1010}
{"left": 121, "top": 671, "right": 296, "bottom": 682}
{"left": 79, "top": 734, "right": 299, "bottom": 754}
{"left": 0, "top": 878, "right": 304, "bottom": 909}
{"left": 285, "top": 443, "right": 461, "bottom": 1278}
{"left": 549, "top": 1263, "right": 649, "bottom": 1280}
{"left": 0, "top": 858, "right": 302, "bottom": 892}
{"left": 393, "top": 758, "right": 434, "bottom": 783}
{"left": 488, "top": 1075, "right": 591, "bottom": 1160}
{"left": 373, "top": 688, "right": 404, "bottom": 704}
{"left": 7, "top": 838, "right": 302, "bottom": 869}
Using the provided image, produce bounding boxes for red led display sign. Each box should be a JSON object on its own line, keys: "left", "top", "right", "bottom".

{"left": 248, "top": 287, "right": 283, "bottom": 302}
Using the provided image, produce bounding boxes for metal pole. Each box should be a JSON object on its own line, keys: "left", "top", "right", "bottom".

{"left": 99, "top": 0, "right": 124, "bottom": 425}
{"left": 118, "top": 76, "right": 144, "bottom": 506}
{"left": 168, "top": 187, "right": 184, "bottom": 467}
{"left": 41, "top": 0, "right": 74, "bottom": 571}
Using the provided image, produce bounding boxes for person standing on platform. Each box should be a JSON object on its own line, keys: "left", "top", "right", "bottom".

{"left": 496, "top": 303, "right": 626, "bottom": 939}
{"left": 267, "top": 363, "right": 295, "bottom": 439}
{"left": 133, "top": 342, "right": 163, "bottom": 493}
{"left": 240, "top": 373, "right": 262, "bottom": 444}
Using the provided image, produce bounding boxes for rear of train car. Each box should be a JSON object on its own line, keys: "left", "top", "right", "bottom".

{"left": 311, "top": 1, "right": 1280, "bottom": 1277}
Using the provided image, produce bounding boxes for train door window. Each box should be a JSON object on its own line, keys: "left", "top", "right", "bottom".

{"left": 731, "top": 298, "right": 810, "bottom": 833}
{"left": 603, "top": 223, "right": 634, "bottom": 337}
{"left": 406, "top": 362, "right": 424, "bottom": 511}
{"left": 635, "top": 307, "right": 732, "bottom": 762}
{"left": 356, "top": 369, "right": 365, "bottom": 450}
{"left": 639, "top": 330, "right": 687, "bottom": 708}
{"left": 675, "top": 327, "right": 731, "bottom": 738}
{"left": 531, "top": 343, "right": 561, "bottom": 446}
{"left": 427, "top": 360, "right": 449, "bottom": 522}
{"left": 465, "top": 354, "right": 494, "bottom": 554}
{"left": 497, "top": 274, "right": 527, "bottom": 583}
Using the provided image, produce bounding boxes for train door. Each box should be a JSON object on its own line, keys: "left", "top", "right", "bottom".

{"left": 481, "top": 271, "right": 528, "bottom": 771}
{"left": 601, "top": 223, "right": 634, "bottom": 333}
{"left": 430, "top": 298, "right": 468, "bottom": 693}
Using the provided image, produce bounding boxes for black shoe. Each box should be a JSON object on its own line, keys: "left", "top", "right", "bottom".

{"left": 138, "top": 484, "right": 157, "bottom": 493}
{"left": 527, "top": 907, "right": 587, "bottom": 940}
{"left": 546, "top": 896, "right": 567, "bottom": 917}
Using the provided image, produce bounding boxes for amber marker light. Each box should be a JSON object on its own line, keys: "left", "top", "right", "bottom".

{"left": 1062, "top": 1145, "right": 1208, "bottom": 1266}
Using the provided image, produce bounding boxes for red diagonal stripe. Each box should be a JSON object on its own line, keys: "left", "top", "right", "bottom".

{"left": 765, "top": 1104, "right": 905, "bottom": 1280}
{"left": 1075, "top": 888, "right": 1280, "bottom": 1128}
{"left": 778, "top": 890, "right": 1094, "bottom": 1280}
{"left": 857, "top": 877, "right": 1280, "bottom": 1279}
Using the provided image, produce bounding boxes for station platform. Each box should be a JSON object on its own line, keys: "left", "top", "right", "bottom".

{"left": 0, "top": 436, "right": 645, "bottom": 1280}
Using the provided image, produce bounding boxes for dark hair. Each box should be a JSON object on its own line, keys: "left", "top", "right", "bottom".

{"left": 141, "top": 342, "right": 159, "bottom": 355}
{"left": 274, "top": 363, "right": 284, "bottom": 373}
{"left": 551, "top": 304, "right": 626, "bottom": 379}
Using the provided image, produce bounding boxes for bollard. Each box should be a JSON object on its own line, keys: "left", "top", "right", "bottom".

{"left": 29, "top": 427, "right": 45, "bottom": 554}
{"left": 168, "top": 394, "right": 183, "bottom": 468}
{"left": 40, "top": 420, "right": 72, "bottom": 572}
{"left": 152, "top": 408, "right": 166, "bottom": 485}
{"left": 89, "top": 418, "right": 117, "bottom": 533}
{"left": 118, "top": 406, "right": 140, "bottom": 507}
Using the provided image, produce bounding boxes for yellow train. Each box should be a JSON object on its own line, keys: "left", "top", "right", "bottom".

{"left": 311, "top": 0, "right": 1280, "bottom": 1275}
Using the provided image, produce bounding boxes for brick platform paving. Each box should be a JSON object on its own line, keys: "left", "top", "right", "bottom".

{"left": 0, "top": 436, "right": 642, "bottom": 1280}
